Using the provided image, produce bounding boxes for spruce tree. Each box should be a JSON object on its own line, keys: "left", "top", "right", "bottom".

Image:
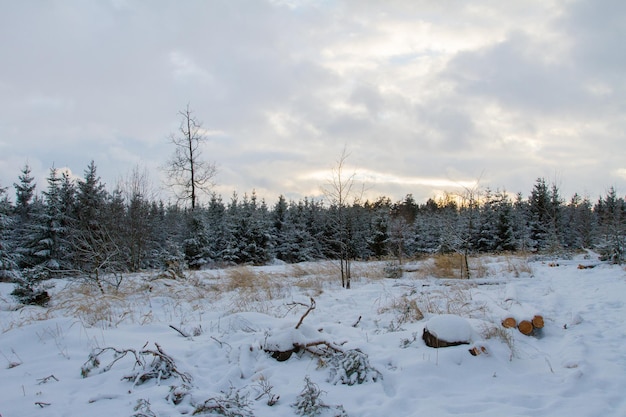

{"left": 0, "top": 184, "right": 17, "bottom": 281}
{"left": 595, "top": 187, "right": 626, "bottom": 263}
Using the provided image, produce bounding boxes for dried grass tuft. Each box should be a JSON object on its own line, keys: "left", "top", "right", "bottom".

{"left": 419, "top": 253, "right": 466, "bottom": 279}
{"left": 378, "top": 295, "right": 424, "bottom": 326}
{"left": 481, "top": 323, "right": 517, "bottom": 360}
{"left": 504, "top": 255, "right": 534, "bottom": 277}
{"left": 222, "top": 267, "right": 288, "bottom": 314}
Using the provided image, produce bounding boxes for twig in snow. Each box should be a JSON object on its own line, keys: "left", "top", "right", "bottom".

{"left": 169, "top": 324, "right": 191, "bottom": 338}
{"left": 37, "top": 375, "right": 59, "bottom": 384}
{"left": 295, "top": 298, "right": 316, "bottom": 329}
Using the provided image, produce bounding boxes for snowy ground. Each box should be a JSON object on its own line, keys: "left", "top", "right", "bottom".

{"left": 1, "top": 253, "right": 625, "bottom": 417}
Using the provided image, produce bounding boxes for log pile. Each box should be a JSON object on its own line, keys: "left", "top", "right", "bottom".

{"left": 501, "top": 314, "right": 544, "bottom": 336}
{"left": 497, "top": 283, "right": 545, "bottom": 336}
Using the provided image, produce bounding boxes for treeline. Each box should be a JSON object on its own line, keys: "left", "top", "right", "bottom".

{"left": 1, "top": 161, "right": 625, "bottom": 289}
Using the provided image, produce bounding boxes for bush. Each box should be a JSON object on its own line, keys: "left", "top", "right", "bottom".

{"left": 383, "top": 261, "right": 403, "bottom": 279}
{"left": 11, "top": 282, "right": 50, "bottom": 306}
{"left": 293, "top": 376, "right": 349, "bottom": 417}
{"left": 326, "top": 349, "right": 381, "bottom": 386}
{"left": 193, "top": 386, "right": 253, "bottom": 417}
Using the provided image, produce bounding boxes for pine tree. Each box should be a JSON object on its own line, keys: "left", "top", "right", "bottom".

{"left": 72, "top": 161, "right": 123, "bottom": 291}
{"left": 563, "top": 194, "right": 594, "bottom": 249}
{"left": 512, "top": 192, "right": 531, "bottom": 252}
{"left": 493, "top": 190, "right": 516, "bottom": 252}
{"left": 595, "top": 187, "right": 626, "bottom": 263}
{"left": 12, "top": 165, "right": 39, "bottom": 270}
{"left": 183, "top": 207, "right": 210, "bottom": 269}
{"left": 125, "top": 189, "right": 153, "bottom": 271}
{"left": 24, "top": 167, "right": 66, "bottom": 277}
{"left": 0, "top": 184, "right": 17, "bottom": 281}
{"left": 528, "top": 178, "right": 552, "bottom": 251}
{"left": 475, "top": 188, "right": 498, "bottom": 252}
{"left": 13, "top": 164, "right": 36, "bottom": 218}
{"left": 368, "top": 205, "right": 390, "bottom": 259}
{"left": 204, "top": 193, "right": 227, "bottom": 263}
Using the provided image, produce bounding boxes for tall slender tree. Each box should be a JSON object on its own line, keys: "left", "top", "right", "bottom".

{"left": 321, "top": 147, "right": 363, "bottom": 289}
{"left": 165, "top": 104, "right": 217, "bottom": 210}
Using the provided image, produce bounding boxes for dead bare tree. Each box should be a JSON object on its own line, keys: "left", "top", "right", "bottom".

{"left": 321, "top": 146, "right": 364, "bottom": 289}
{"left": 165, "top": 104, "right": 217, "bottom": 210}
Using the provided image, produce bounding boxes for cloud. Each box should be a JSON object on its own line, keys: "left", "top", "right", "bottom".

{"left": 0, "top": 0, "right": 624, "bottom": 203}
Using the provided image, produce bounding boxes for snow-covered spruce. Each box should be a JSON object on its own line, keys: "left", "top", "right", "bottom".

{"left": 325, "top": 349, "right": 381, "bottom": 386}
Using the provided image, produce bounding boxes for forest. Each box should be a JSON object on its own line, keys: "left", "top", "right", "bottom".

{"left": 1, "top": 159, "right": 625, "bottom": 303}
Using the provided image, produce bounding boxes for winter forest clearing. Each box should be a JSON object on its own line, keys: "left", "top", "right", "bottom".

{"left": 1, "top": 253, "right": 626, "bottom": 416}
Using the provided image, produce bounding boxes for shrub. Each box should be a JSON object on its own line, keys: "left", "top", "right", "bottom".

{"left": 193, "top": 386, "right": 253, "bottom": 417}
{"left": 326, "top": 349, "right": 381, "bottom": 386}
{"left": 383, "top": 261, "right": 403, "bottom": 279}
{"left": 293, "top": 376, "right": 349, "bottom": 417}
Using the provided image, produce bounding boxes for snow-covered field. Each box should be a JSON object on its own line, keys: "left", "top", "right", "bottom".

{"left": 1, "top": 253, "right": 625, "bottom": 417}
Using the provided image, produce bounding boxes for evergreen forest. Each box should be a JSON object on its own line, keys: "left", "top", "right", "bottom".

{"left": 1, "top": 160, "right": 625, "bottom": 301}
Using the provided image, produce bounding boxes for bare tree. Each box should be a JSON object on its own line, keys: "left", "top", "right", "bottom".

{"left": 441, "top": 180, "right": 482, "bottom": 279}
{"left": 321, "top": 146, "right": 364, "bottom": 289}
{"left": 117, "top": 165, "right": 155, "bottom": 272}
{"left": 165, "top": 105, "right": 217, "bottom": 210}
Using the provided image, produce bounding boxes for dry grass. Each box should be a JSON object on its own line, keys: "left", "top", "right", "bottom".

{"left": 504, "top": 255, "right": 534, "bottom": 277}
{"left": 289, "top": 262, "right": 339, "bottom": 296}
{"left": 46, "top": 271, "right": 222, "bottom": 329}
{"left": 221, "top": 266, "right": 290, "bottom": 314}
{"left": 377, "top": 295, "right": 424, "bottom": 328}
{"left": 480, "top": 322, "right": 517, "bottom": 360}
{"left": 397, "top": 283, "right": 488, "bottom": 319}
{"left": 420, "top": 253, "right": 467, "bottom": 279}
{"left": 470, "top": 256, "right": 491, "bottom": 278}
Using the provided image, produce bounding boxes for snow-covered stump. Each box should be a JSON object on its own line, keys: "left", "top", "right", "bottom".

{"left": 422, "top": 315, "right": 473, "bottom": 348}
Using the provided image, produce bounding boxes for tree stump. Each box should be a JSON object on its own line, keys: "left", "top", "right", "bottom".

{"left": 422, "top": 315, "right": 473, "bottom": 348}
{"left": 422, "top": 328, "right": 470, "bottom": 348}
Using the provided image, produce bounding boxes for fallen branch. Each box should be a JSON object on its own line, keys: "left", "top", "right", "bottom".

{"left": 295, "top": 298, "right": 316, "bottom": 330}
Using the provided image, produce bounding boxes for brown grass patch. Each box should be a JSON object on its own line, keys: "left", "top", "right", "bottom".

{"left": 377, "top": 295, "right": 424, "bottom": 327}
{"left": 505, "top": 255, "right": 534, "bottom": 277}
{"left": 222, "top": 267, "right": 289, "bottom": 314}
{"left": 480, "top": 323, "right": 517, "bottom": 360}
{"left": 418, "top": 253, "right": 467, "bottom": 278}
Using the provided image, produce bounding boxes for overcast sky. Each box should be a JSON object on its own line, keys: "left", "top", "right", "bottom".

{"left": 1, "top": 0, "right": 625, "bottom": 205}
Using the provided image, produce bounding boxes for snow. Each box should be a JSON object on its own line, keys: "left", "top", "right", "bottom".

{"left": 424, "top": 314, "right": 474, "bottom": 343}
{"left": 1, "top": 254, "right": 626, "bottom": 416}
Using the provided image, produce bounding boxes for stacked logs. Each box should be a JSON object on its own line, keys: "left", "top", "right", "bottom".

{"left": 502, "top": 314, "right": 544, "bottom": 336}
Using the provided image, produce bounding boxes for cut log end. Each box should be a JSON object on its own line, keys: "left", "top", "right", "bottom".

{"left": 502, "top": 317, "right": 517, "bottom": 329}
{"left": 518, "top": 320, "right": 534, "bottom": 336}
{"left": 532, "top": 315, "right": 544, "bottom": 329}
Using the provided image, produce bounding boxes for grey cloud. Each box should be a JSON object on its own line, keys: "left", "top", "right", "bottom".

{"left": 444, "top": 31, "right": 589, "bottom": 115}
